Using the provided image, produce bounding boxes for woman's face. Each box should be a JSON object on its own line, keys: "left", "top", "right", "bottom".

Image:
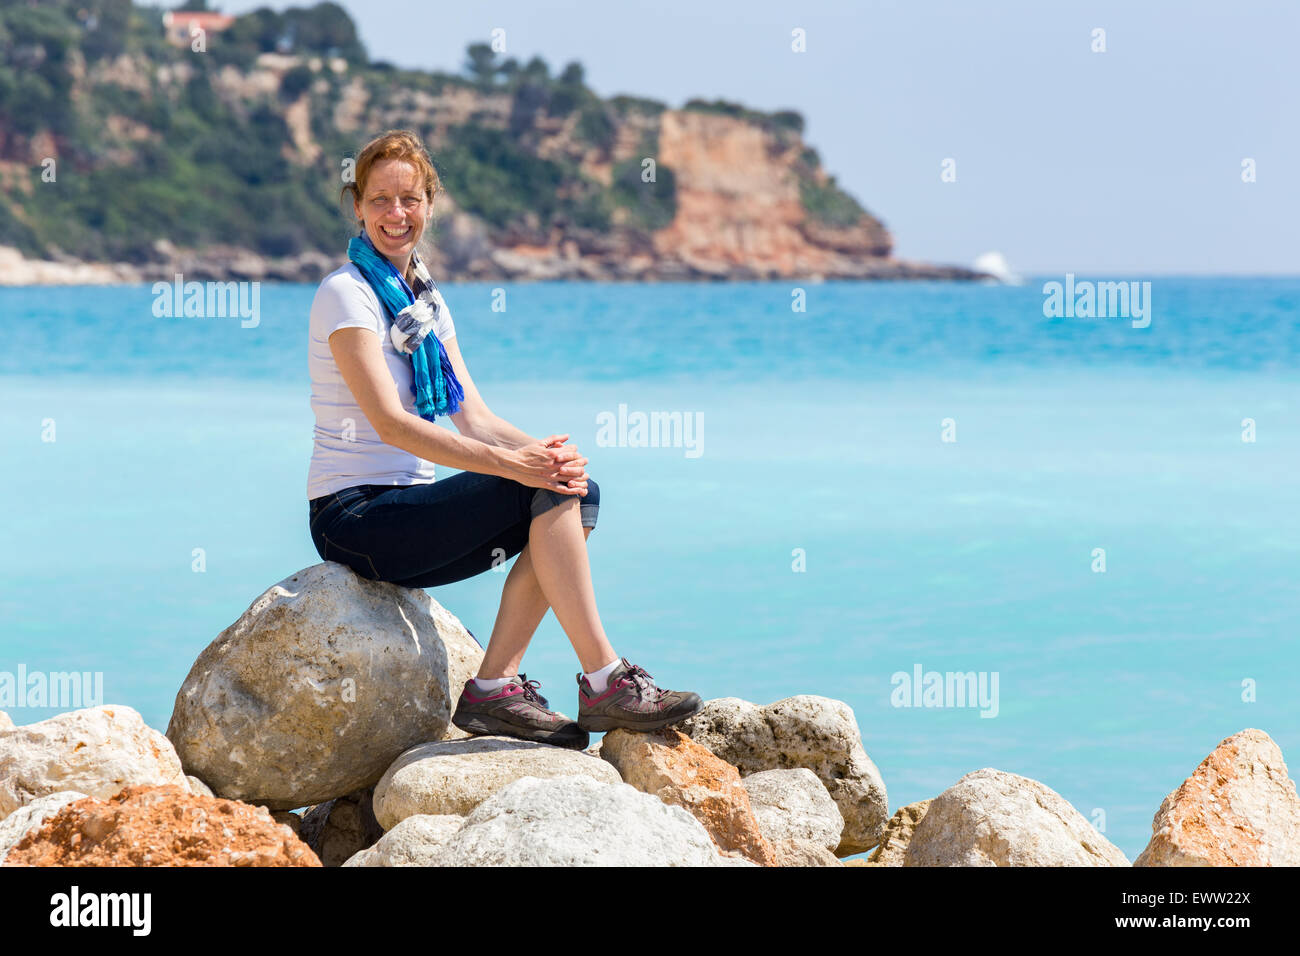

{"left": 355, "top": 158, "right": 429, "bottom": 270}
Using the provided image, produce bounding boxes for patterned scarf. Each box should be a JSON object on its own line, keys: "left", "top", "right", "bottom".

{"left": 346, "top": 230, "right": 464, "bottom": 420}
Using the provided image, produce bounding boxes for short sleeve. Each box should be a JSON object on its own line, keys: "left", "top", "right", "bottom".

{"left": 430, "top": 285, "right": 456, "bottom": 340}
{"left": 311, "top": 266, "right": 384, "bottom": 338}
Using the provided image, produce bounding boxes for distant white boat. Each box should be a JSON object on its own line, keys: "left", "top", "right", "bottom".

{"left": 972, "top": 251, "right": 1022, "bottom": 285}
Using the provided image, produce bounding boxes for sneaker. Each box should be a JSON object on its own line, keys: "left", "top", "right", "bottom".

{"left": 576, "top": 658, "right": 703, "bottom": 732}
{"left": 451, "top": 674, "right": 589, "bottom": 750}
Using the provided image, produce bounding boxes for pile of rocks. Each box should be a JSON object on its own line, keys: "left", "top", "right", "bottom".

{"left": 2, "top": 561, "right": 1297, "bottom": 867}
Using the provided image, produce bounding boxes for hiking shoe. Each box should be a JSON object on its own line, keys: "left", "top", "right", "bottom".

{"left": 451, "top": 674, "right": 589, "bottom": 750}
{"left": 576, "top": 658, "right": 703, "bottom": 732}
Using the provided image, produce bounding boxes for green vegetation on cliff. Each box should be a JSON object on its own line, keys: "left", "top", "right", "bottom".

{"left": 0, "top": 0, "right": 866, "bottom": 263}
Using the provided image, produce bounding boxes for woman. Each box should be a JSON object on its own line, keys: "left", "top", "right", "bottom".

{"left": 306, "top": 129, "right": 701, "bottom": 751}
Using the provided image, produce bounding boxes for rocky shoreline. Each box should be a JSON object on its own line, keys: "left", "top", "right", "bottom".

{"left": 2, "top": 562, "right": 1296, "bottom": 867}
{"left": 0, "top": 240, "right": 990, "bottom": 287}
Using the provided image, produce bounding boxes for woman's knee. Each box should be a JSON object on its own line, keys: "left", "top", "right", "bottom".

{"left": 526, "top": 477, "right": 600, "bottom": 529}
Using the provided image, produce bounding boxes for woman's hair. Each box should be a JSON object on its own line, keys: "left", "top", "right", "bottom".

{"left": 341, "top": 129, "right": 442, "bottom": 233}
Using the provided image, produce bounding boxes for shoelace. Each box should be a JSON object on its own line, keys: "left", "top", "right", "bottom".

{"left": 516, "top": 674, "right": 550, "bottom": 709}
{"left": 621, "top": 662, "right": 665, "bottom": 701}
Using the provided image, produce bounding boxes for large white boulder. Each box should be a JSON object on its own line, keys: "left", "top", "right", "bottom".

{"left": 166, "top": 562, "right": 483, "bottom": 810}
{"left": 740, "top": 767, "right": 843, "bottom": 852}
{"left": 0, "top": 705, "right": 187, "bottom": 820}
{"left": 427, "top": 775, "right": 754, "bottom": 866}
{"left": 372, "top": 735, "right": 621, "bottom": 830}
{"left": 343, "top": 814, "right": 466, "bottom": 867}
{"left": 904, "top": 768, "right": 1129, "bottom": 866}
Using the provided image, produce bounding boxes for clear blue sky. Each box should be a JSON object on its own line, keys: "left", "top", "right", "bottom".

{"left": 215, "top": 0, "right": 1299, "bottom": 274}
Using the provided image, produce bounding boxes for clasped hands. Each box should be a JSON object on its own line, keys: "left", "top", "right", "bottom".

{"left": 513, "top": 433, "right": 589, "bottom": 496}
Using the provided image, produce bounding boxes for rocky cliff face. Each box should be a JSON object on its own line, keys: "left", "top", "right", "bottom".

{"left": 0, "top": 11, "right": 982, "bottom": 283}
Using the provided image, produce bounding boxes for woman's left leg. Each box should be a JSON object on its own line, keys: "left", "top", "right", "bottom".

{"left": 372, "top": 473, "right": 610, "bottom": 676}
{"left": 475, "top": 529, "right": 593, "bottom": 680}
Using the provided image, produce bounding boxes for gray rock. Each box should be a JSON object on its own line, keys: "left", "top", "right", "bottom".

{"left": 427, "top": 775, "right": 752, "bottom": 866}
{"left": 166, "top": 562, "right": 483, "bottom": 810}
{"left": 342, "top": 814, "right": 465, "bottom": 866}
{"left": 0, "top": 705, "right": 187, "bottom": 820}
{"left": 680, "top": 695, "right": 888, "bottom": 855}
{"left": 0, "top": 791, "right": 87, "bottom": 864}
{"left": 372, "top": 735, "right": 621, "bottom": 830}
{"left": 904, "top": 768, "right": 1129, "bottom": 867}
{"left": 740, "top": 768, "right": 843, "bottom": 852}
{"left": 299, "top": 788, "right": 385, "bottom": 866}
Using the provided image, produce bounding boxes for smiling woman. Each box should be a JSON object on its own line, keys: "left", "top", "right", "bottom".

{"left": 304, "top": 128, "right": 702, "bottom": 750}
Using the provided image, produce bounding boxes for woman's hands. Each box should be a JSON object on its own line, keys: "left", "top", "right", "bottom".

{"left": 508, "top": 433, "right": 589, "bottom": 496}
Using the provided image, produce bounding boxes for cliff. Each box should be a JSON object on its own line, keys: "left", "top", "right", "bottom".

{"left": 0, "top": 1, "right": 984, "bottom": 283}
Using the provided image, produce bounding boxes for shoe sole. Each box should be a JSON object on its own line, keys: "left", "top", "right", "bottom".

{"left": 576, "top": 696, "right": 704, "bottom": 733}
{"left": 452, "top": 710, "right": 590, "bottom": 750}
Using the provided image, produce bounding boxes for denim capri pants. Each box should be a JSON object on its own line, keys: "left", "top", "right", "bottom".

{"left": 308, "top": 471, "right": 599, "bottom": 589}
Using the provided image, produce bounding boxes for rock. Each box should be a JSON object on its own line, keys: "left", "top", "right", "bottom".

{"left": 867, "top": 799, "right": 932, "bottom": 866}
{"left": 372, "top": 736, "right": 621, "bottom": 830}
{"left": 0, "top": 705, "right": 188, "bottom": 820}
{"left": 1135, "top": 728, "right": 1300, "bottom": 867}
{"left": 0, "top": 791, "right": 87, "bottom": 864}
{"left": 740, "top": 767, "right": 843, "bottom": 852}
{"left": 904, "top": 769, "right": 1129, "bottom": 867}
{"left": 599, "top": 728, "right": 775, "bottom": 865}
{"left": 771, "top": 838, "right": 843, "bottom": 867}
{"left": 166, "top": 562, "right": 483, "bottom": 810}
{"left": 271, "top": 811, "right": 302, "bottom": 837}
{"left": 680, "top": 695, "right": 888, "bottom": 855}
{"left": 2, "top": 784, "right": 320, "bottom": 866}
{"left": 0, "top": 712, "right": 13, "bottom": 732}
{"left": 186, "top": 776, "right": 214, "bottom": 798}
{"left": 299, "top": 788, "right": 385, "bottom": 866}
{"left": 342, "top": 814, "right": 465, "bottom": 866}
{"left": 427, "top": 775, "right": 752, "bottom": 866}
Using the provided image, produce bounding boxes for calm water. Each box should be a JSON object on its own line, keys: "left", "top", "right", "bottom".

{"left": 2, "top": 276, "right": 1297, "bottom": 860}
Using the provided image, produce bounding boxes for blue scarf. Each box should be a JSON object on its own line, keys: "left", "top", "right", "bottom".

{"left": 347, "top": 231, "right": 464, "bottom": 421}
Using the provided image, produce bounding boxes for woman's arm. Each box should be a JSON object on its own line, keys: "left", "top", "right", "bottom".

{"left": 442, "top": 334, "right": 588, "bottom": 493}
{"left": 441, "top": 335, "right": 537, "bottom": 451}
{"left": 328, "top": 327, "right": 514, "bottom": 474}
{"left": 328, "top": 327, "right": 586, "bottom": 493}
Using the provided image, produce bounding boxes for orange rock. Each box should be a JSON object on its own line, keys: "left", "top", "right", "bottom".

{"left": 3, "top": 784, "right": 320, "bottom": 867}
{"left": 600, "top": 728, "right": 776, "bottom": 866}
{"left": 653, "top": 110, "right": 893, "bottom": 278}
{"left": 1135, "top": 728, "right": 1300, "bottom": 867}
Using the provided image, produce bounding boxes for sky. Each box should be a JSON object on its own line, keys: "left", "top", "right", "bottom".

{"left": 211, "top": 0, "right": 1299, "bottom": 275}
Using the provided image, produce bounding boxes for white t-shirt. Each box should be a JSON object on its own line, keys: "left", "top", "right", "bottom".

{"left": 306, "top": 262, "right": 457, "bottom": 500}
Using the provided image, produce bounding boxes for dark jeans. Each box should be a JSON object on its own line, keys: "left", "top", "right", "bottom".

{"left": 308, "top": 471, "right": 599, "bottom": 589}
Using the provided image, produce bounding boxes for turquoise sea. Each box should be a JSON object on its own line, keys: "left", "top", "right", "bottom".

{"left": 1, "top": 276, "right": 1297, "bottom": 861}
